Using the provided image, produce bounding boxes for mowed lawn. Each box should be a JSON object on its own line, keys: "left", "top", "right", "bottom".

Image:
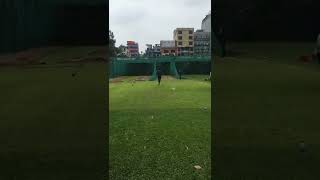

{"left": 213, "top": 43, "right": 320, "bottom": 179}
{"left": 0, "top": 47, "right": 107, "bottom": 179}
{"left": 109, "top": 76, "right": 211, "bottom": 179}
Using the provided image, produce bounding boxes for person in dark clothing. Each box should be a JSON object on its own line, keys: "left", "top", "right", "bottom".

{"left": 178, "top": 69, "right": 182, "bottom": 80}
{"left": 156, "top": 68, "right": 162, "bottom": 85}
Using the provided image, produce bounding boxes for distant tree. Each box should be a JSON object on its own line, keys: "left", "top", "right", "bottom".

{"left": 109, "top": 30, "right": 117, "bottom": 57}
{"left": 118, "top": 45, "right": 125, "bottom": 52}
{"left": 117, "top": 44, "right": 126, "bottom": 55}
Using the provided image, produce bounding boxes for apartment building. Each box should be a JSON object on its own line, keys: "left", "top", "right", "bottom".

{"left": 201, "top": 11, "right": 211, "bottom": 55}
{"left": 173, "top": 28, "right": 194, "bottom": 56}
{"left": 145, "top": 44, "right": 161, "bottom": 57}
{"left": 194, "top": 29, "right": 211, "bottom": 55}
{"left": 160, "top": 40, "right": 177, "bottom": 56}
{"left": 127, "top": 41, "right": 139, "bottom": 57}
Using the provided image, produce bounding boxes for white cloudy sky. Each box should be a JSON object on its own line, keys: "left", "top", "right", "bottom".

{"left": 109, "top": 0, "right": 211, "bottom": 52}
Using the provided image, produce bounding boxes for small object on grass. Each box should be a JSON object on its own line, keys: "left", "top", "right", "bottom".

{"left": 194, "top": 165, "right": 202, "bottom": 170}
{"left": 131, "top": 80, "right": 136, "bottom": 86}
{"left": 185, "top": 145, "right": 189, "bottom": 150}
{"left": 201, "top": 107, "right": 208, "bottom": 110}
{"left": 205, "top": 72, "right": 212, "bottom": 81}
{"left": 144, "top": 146, "right": 146, "bottom": 149}
{"left": 171, "top": 88, "right": 176, "bottom": 91}
{"left": 151, "top": 115, "right": 154, "bottom": 119}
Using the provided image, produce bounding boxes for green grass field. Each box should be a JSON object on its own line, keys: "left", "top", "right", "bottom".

{"left": 0, "top": 47, "right": 107, "bottom": 179}
{"left": 109, "top": 76, "right": 211, "bottom": 179}
{"left": 2, "top": 43, "right": 319, "bottom": 179}
{"left": 214, "top": 42, "right": 320, "bottom": 179}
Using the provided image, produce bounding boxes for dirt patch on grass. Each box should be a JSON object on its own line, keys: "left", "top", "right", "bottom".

{"left": 58, "top": 57, "right": 107, "bottom": 64}
{"left": 110, "top": 76, "right": 152, "bottom": 83}
{"left": 0, "top": 46, "right": 108, "bottom": 67}
{"left": 109, "top": 77, "right": 126, "bottom": 83}
{"left": 57, "top": 47, "right": 108, "bottom": 64}
{"left": 135, "top": 76, "right": 150, "bottom": 81}
{"left": 109, "top": 75, "right": 178, "bottom": 83}
{"left": 162, "top": 75, "right": 176, "bottom": 80}
{"left": 0, "top": 47, "right": 63, "bottom": 67}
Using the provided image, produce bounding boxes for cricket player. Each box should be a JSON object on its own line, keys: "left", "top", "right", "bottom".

{"left": 156, "top": 68, "right": 162, "bottom": 85}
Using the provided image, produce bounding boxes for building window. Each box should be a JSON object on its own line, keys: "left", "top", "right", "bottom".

{"left": 178, "top": 36, "right": 182, "bottom": 40}
{"left": 178, "top": 31, "right": 182, "bottom": 34}
{"left": 189, "top": 42, "right": 193, "bottom": 46}
{"left": 164, "top": 50, "right": 169, "bottom": 53}
{"left": 189, "top": 30, "right": 193, "bottom": 34}
{"left": 171, "top": 50, "right": 175, "bottom": 53}
{"left": 189, "top": 36, "right": 193, "bottom": 40}
{"left": 178, "top": 42, "right": 182, "bottom": 45}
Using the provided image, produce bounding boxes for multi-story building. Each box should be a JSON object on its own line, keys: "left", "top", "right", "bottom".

{"left": 154, "top": 44, "right": 161, "bottom": 57}
{"left": 160, "top": 40, "right": 177, "bottom": 56}
{"left": 194, "top": 29, "right": 211, "bottom": 55}
{"left": 173, "top": 28, "right": 194, "bottom": 56}
{"left": 127, "top": 41, "right": 139, "bottom": 57}
{"left": 145, "top": 44, "right": 161, "bottom": 57}
{"left": 145, "top": 44, "right": 153, "bottom": 57}
{"left": 201, "top": 11, "right": 211, "bottom": 55}
{"left": 201, "top": 11, "right": 211, "bottom": 32}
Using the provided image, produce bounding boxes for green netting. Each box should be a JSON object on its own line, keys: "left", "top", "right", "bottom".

{"left": 110, "top": 56, "right": 211, "bottom": 81}
{"left": 0, "top": 0, "right": 106, "bottom": 54}
{"left": 0, "top": 0, "right": 55, "bottom": 53}
{"left": 175, "top": 61, "right": 211, "bottom": 75}
{"left": 110, "top": 60, "right": 154, "bottom": 77}
{"left": 149, "top": 62, "right": 159, "bottom": 81}
{"left": 149, "top": 61, "right": 179, "bottom": 80}
{"left": 0, "top": 0, "right": 15, "bottom": 53}
{"left": 170, "top": 61, "right": 179, "bottom": 78}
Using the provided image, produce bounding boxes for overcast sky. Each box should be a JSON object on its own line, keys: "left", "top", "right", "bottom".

{"left": 109, "top": 0, "right": 211, "bottom": 52}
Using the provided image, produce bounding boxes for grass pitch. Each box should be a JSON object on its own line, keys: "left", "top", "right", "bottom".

{"left": 109, "top": 75, "right": 211, "bottom": 179}
{"left": 213, "top": 42, "right": 320, "bottom": 180}
{"left": 0, "top": 47, "right": 107, "bottom": 179}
